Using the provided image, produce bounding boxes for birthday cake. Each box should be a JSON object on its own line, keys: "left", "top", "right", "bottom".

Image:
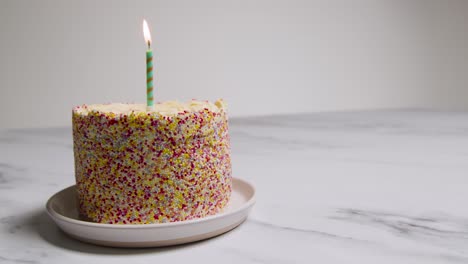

{"left": 72, "top": 99, "right": 232, "bottom": 224}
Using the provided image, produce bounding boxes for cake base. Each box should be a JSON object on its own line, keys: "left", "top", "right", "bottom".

{"left": 46, "top": 178, "right": 255, "bottom": 248}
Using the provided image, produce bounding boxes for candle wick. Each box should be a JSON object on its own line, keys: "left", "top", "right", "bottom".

{"left": 147, "top": 40, "right": 151, "bottom": 49}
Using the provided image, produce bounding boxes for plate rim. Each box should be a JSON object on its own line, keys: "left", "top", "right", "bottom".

{"left": 46, "top": 177, "right": 256, "bottom": 229}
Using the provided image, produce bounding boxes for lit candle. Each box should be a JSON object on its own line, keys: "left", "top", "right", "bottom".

{"left": 143, "top": 19, "right": 154, "bottom": 110}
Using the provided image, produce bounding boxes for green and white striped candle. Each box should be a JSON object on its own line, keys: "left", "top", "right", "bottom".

{"left": 143, "top": 20, "right": 154, "bottom": 110}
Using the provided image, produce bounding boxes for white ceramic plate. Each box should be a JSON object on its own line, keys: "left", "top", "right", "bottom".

{"left": 46, "top": 177, "right": 255, "bottom": 248}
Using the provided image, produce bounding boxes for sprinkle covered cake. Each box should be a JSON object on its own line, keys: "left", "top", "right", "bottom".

{"left": 72, "top": 99, "right": 232, "bottom": 224}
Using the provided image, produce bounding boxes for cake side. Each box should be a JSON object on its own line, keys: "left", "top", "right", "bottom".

{"left": 72, "top": 99, "right": 232, "bottom": 224}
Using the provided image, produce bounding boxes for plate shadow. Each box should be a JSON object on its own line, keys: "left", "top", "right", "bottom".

{"left": 22, "top": 208, "right": 232, "bottom": 255}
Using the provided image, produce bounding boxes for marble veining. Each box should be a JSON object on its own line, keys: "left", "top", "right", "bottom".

{"left": 1, "top": 110, "right": 468, "bottom": 263}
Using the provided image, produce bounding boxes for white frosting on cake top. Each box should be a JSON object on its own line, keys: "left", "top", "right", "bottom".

{"left": 74, "top": 99, "right": 226, "bottom": 116}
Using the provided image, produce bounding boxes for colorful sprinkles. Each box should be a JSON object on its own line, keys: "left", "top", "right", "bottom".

{"left": 72, "top": 101, "right": 232, "bottom": 224}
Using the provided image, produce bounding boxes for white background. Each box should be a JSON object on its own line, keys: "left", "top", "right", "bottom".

{"left": 1, "top": 0, "right": 468, "bottom": 129}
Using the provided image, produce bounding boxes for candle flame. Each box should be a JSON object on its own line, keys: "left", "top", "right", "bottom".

{"left": 143, "top": 19, "right": 152, "bottom": 48}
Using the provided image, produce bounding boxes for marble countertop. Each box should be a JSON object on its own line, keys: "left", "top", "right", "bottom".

{"left": 1, "top": 110, "right": 468, "bottom": 263}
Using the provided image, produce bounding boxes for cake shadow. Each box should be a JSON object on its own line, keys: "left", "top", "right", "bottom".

{"left": 29, "top": 209, "right": 227, "bottom": 254}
